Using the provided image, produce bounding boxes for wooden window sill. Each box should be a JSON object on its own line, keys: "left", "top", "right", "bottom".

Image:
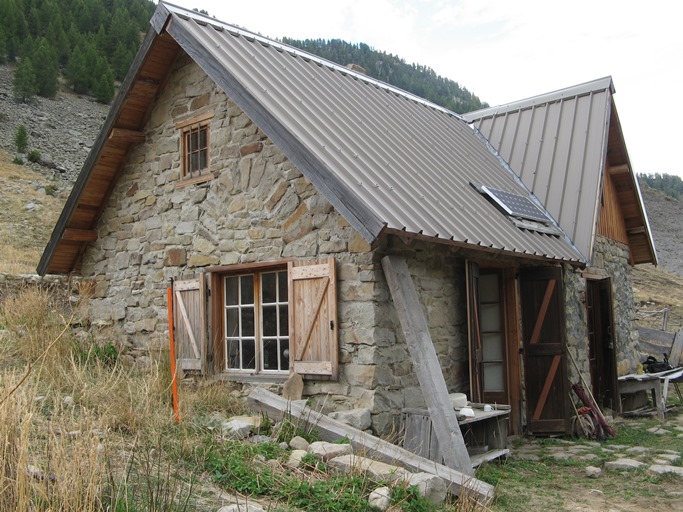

{"left": 175, "top": 171, "right": 217, "bottom": 188}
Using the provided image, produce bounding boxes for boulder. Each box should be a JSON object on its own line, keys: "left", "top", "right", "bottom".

{"left": 327, "top": 454, "right": 410, "bottom": 482}
{"left": 328, "top": 408, "right": 372, "bottom": 430}
{"left": 307, "top": 441, "right": 353, "bottom": 461}
{"left": 585, "top": 466, "right": 602, "bottom": 478}
{"left": 289, "top": 435, "right": 310, "bottom": 451}
{"left": 286, "top": 449, "right": 308, "bottom": 469}
{"left": 368, "top": 487, "right": 392, "bottom": 511}
{"left": 404, "top": 472, "right": 447, "bottom": 505}
{"left": 605, "top": 458, "right": 645, "bottom": 470}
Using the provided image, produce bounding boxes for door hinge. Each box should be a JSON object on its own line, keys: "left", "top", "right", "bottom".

{"left": 330, "top": 320, "right": 335, "bottom": 330}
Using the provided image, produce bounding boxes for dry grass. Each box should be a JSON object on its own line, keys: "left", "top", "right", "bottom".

{"left": 0, "top": 288, "right": 241, "bottom": 511}
{"left": 0, "top": 149, "right": 66, "bottom": 274}
{"left": 632, "top": 264, "right": 683, "bottom": 330}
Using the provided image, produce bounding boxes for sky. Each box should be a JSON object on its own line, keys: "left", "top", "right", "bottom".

{"left": 166, "top": 0, "right": 682, "bottom": 177}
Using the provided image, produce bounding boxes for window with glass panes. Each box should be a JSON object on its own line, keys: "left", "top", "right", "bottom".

{"left": 224, "top": 270, "right": 289, "bottom": 373}
{"left": 183, "top": 123, "right": 208, "bottom": 176}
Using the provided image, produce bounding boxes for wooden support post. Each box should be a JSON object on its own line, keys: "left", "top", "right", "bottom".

{"left": 381, "top": 255, "right": 474, "bottom": 476}
{"left": 247, "top": 388, "right": 494, "bottom": 502}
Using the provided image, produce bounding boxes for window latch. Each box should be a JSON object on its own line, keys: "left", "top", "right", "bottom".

{"left": 330, "top": 320, "right": 334, "bottom": 330}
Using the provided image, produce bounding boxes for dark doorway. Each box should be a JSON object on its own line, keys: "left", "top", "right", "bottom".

{"left": 586, "top": 279, "right": 618, "bottom": 410}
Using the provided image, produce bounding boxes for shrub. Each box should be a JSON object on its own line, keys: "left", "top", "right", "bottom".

{"left": 27, "top": 149, "right": 41, "bottom": 162}
{"left": 12, "top": 156, "right": 23, "bottom": 165}
{"left": 14, "top": 124, "right": 28, "bottom": 153}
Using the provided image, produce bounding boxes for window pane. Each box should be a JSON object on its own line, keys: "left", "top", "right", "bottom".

{"left": 199, "top": 127, "right": 207, "bottom": 147}
{"left": 281, "top": 340, "right": 290, "bottom": 369}
{"left": 263, "top": 339, "right": 278, "bottom": 370}
{"left": 278, "top": 271, "right": 288, "bottom": 297}
{"left": 225, "top": 308, "right": 239, "bottom": 338}
{"left": 483, "top": 363, "right": 504, "bottom": 392}
{"left": 482, "top": 333, "right": 503, "bottom": 360}
{"left": 279, "top": 305, "right": 289, "bottom": 336}
{"left": 226, "top": 339, "right": 240, "bottom": 369}
{"left": 225, "top": 277, "right": 239, "bottom": 305}
{"left": 480, "top": 304, "right": 500, "bottom": 331}
{"left": 242, "top": 339, "right": 256, "bottom": 370}
{"left": 241, "top": 275, "right": 254, "bottom": 304}
{"left": 262, "top": 272, "right": 276, "bottom": 303}
{"left": 262, "top": 305, "right": 277, "bottom": 336}
{"left": 189, "top": 152, "right": 199, "bottom": 172}
{"left": 242, "top": 306, "right": 254, "bottom": 336}
{"left": 199, "top": 149, "right": 207, "bottom": 170}
{"left": 479, "top": 274, "right": 499, "bottom": 302}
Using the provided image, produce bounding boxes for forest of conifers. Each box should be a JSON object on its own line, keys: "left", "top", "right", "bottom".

{"left": 0, "top": 0, "right": 154, "bottom": 103}
{"left": 1, "top": 0, "right": 488, "bottom": 114}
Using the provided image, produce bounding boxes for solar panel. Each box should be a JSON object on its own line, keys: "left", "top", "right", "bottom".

{"left": 481, "top": 186, "right": 550, "bottom": 224}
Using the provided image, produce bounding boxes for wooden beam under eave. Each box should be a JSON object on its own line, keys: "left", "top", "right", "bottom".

{"left": 109, "top": 128, "right": 146, "bottom": 144}
{"left": 607, "top": 164, "right": 630, "bottom": 175}
{"left": 62, "top": 228, "right": 98, "bottom": 242}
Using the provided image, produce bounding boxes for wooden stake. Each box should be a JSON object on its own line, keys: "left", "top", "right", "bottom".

{"left": 167, "top": 287, "right": 181, "bottom": 423}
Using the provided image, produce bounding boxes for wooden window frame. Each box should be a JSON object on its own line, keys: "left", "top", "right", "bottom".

{"left": 175, "top": 111, "right": 215, "bottom": 188}
{"left": 208, "top": 258, "right": 339, "bottom": 382}
{"left": 211, "top": 261, "right": 290, "bottom": 378}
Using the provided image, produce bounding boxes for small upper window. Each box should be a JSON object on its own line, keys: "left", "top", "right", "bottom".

{"left": 175, "top": 111, "right": 214, "bottom": 186}
{"left": 184, "top": 124, "right": 208, "bottom": 175}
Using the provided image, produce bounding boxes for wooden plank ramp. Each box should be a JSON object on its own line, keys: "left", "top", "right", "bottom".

{"left": 247, "top": 388, "right": 495, "bottom": 503}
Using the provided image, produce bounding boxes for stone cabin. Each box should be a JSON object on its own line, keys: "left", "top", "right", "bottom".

{"left": 39, "top": 3, "right": 656, "bottom": 437}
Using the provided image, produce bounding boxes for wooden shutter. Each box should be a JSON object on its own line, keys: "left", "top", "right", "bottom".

{"left": 466, "top": 261, "right": 483, "bottom": 403}
{"left": 520, "top": 267, "right": 570, "bottom": 434}
{"left": 288, "top": 258, "right": 338, "bottom": 379}
{"left": 173, "top": 274, "right": 207, "bottom": 374}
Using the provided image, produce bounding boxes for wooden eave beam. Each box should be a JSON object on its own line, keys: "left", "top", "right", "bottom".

{"left": 61, "top": 228, "right": 98, "bottom": 242}
{"left": 109, "top": 128, "right": 146, "bottom": 144}
{"left": 607, "top": 164, "right": 630, "bottom": 175}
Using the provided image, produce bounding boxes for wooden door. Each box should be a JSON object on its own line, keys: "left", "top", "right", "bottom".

{"left": 173, "top": 274, "right": 207, "bottom": 374}
{"left": 520, "top": 267, "right": 570, "bottom": 434}
{"left": 288, "top": 258, "right": 338, "bottom": 379}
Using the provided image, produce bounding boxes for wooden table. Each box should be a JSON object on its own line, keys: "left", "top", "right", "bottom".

{"left": 618, "top": 373, "right": 665, "bottom": 420}
{"left": 403, "top": 405, "right": 510, "bottom": 467}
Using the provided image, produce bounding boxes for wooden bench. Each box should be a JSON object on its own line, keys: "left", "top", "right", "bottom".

{"left": 403, "top": 404, "right": 510, "bottom": 467}
{"left": 618, "top": 373, "right": 665, "bottom": 420}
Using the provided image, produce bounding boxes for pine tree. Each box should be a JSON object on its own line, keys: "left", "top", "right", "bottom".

{"left": 66, "top": 37, "right": 99, "bottom": 94}
{"left": 13, "top": 57, "right": 38, "bottom": 102}
{"left": 0, "top": 26, "right": 7, "bottom": 64}
{"left": 14, "top": 124, "right": 29, "bottom": 153}
{"left": 31, "top": 38, "right": 59, "bottom": 98}
{"left": 92, "top": 58, "right": 115, "bottom": 103}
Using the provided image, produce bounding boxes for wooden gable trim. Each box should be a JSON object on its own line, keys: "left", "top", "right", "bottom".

{"left": 38, "top": 28, "right": 182, "bottom": 275}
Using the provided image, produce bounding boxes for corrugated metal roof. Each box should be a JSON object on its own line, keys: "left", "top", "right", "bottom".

{"left": 462, "top": 77, "right": 655, "bottom": 264}
{"left": 38, "top": 3, "right": 585, "bottom": 275}
{"left": 159, "top": 3, "right": 582, "bottom": 263}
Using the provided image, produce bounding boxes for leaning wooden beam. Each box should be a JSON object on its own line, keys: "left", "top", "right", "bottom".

{"left": 247, "top": 388, "right": 494, "bottom": 502}
{"left": 381, "top": 255, "right": 474, "bottom": 476}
